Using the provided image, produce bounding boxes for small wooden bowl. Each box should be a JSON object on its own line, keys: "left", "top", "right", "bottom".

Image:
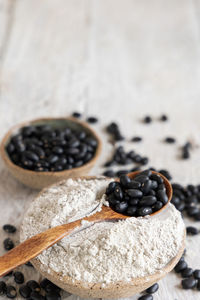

{"left": 0, "top": 117, "right": 102, "bottom": 189}
{"left": 21, "top": 176, "right": 184, "bottom": 299}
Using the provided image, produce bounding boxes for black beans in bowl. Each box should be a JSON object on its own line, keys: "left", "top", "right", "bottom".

{"left": 2, "top": 118, "right": 101, "bottom": 173}
{"left": 106, "top": 169, "right": 171, "bottom": 217}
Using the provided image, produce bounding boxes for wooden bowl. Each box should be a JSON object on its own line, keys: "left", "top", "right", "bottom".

{"left": 20, "top": 176, "right": 185, "bottom": 299}
{"left": 0, "top": 117, "right": 102, "bottom": 189}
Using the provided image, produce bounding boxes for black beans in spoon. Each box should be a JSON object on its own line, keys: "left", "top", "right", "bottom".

{"left": 106, "top": 170, "right": 169, "bottom": 217}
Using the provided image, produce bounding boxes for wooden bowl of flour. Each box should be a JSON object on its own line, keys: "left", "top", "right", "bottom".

{"left": 20, "top": 176, "right": 185, "bottom": 299}
{"left": 0, "top": 117, "right": 102, "bottom": 189}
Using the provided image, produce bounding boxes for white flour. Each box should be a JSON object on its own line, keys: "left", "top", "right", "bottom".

{"left": 20, "top": 177, "right": 185, "bottom": 284}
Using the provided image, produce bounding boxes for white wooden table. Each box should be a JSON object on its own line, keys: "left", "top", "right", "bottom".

{"left": 0, "top": 0, "right": 200, "bottom": 299}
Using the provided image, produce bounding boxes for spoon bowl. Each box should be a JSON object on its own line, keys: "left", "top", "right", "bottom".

{"left": 0, "top": 117, "right": 102, "bottom": 189}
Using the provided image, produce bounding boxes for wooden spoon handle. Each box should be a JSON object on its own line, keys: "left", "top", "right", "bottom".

{"left": 0, "top": 219, "right": 82, "bottom": 277}
{"left": 0, "top": 206, "right": 126, "bottom": 277}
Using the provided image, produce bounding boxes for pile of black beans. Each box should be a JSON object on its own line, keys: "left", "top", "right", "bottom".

{"left": 104, "top": 146, "right": 149, "bottom": 168}
{"left": 106, "top": 169, "right": 168, "bottom": 217}
{"left": 171, "top": 182, "right": 200, "bottom": 220}
{"left": 1, "top": 223, "right": 61, "bottom": 299}
{"left": 6, "top": 124, "right": 97, "bottom": 172}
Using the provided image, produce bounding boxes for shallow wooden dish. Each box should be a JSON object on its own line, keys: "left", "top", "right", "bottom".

{"left": 0, "top": 117, "right": 102, "bottom": 189}
{"left": 20, "top": 175, "right": 185, "bottom": 299}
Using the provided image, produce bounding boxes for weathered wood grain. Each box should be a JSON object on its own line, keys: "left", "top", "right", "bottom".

{"left": 0, "top": 0, "right": 200, "bottom": 299}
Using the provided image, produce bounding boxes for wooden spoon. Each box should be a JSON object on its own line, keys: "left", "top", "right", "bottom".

{"left": 0, "top": 171, "right": 172, "bottom": 277}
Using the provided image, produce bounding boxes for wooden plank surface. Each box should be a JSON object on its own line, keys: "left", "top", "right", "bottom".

{"left": 0, "top": 0, "right": 200, "bottom": 299}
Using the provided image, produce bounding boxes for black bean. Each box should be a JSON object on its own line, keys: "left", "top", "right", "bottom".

{"left": 182, "top": 149, "right": 190, "bottom": 159}
{"left": 139, "top": 196, "right": 157, "bottom": 206}
{"left": 150, "top": 180, "right": 158, "bottom": 190}
{"left": 148, "top": 190, "right": 156, "bottom": 196}
{"left": 146, "top": 283, "right": 159, "bottom": 294}
{"left": 15, "top": 142, "right": 26, "bottom": 153}
{"left": 115, "top": 202, "right": 128, "bottom": 213}
{"left": 127, "top": 189, "right": 143, "bottom": 198}
{"left": 23, "top": 151, "right": 39, "bottom": 162}
{"left": 126, "top": 180, "right": 141, "bottom": 189}
{"left": 85, "top": 137, "right": 97, "bottom": 148}
{"left": 157, "top": 190, "right": 168, "bottom": 204}
{"left": 106, "top": 182, "right": 118, "bottom": 195}
{"left": 133, "top": 154, "right": 142, "bottom": 163}
{"left": 143, "top": 116, "right": 152, "bottom": 124}
{"left": 13, "top": 271, "right": 24, "bottom": 284}
{"left": 141, "top": 157, "right": 149, "bottom": 165}
{"left": 120, "top": 175, "right": 131, "bottom": 187}
{"left": 6, "top": 286, "right": 17, "bottom": 298}
{"left": 137, "top": 206, "right": 152, "bottom": 216}
{"left": 187, "top": 207, "right": 199, "bottom": 216}
{"left": 134, "top": 175, "right": 149, "bottom": 183}
{"left": 40, "top": 279, "right": 60, "bottom": 293}
{"left": 22, "top": 126, "right": 37, "bottom": 137}
{"left": 65, "top": 148, "right": 79, "bottom": 155}
{"left": 197, "top": 279, "right": 200, "bottom": 290}
{"left": 138, "top": 294, "right": 153, "bottom": 300}
{"left": 129, "top": 198, "right": 139, "bottom": 206}
{"left": 19, "top": 285, "right": 31, "bottom": 298}
{"left": 186, "top": 226, "right": 199, "bottom": 235}
{"left": 172, "top": 183, "right": 183, "bottom": 190}
{"left": 0, "top": 281, "right": 7, "bottom": 295}
{"left": 181, "top": 278, "right": 196, "bottom": 289}
{"left": 181, "top": 268, "right": 193, "bottom": 278}
{"left": 29, "top": 291, "right": 45, "bottom": 300}
{"left": 67, "top": 138, "right": 80, "bottom": 148}
{"left": 87, "top": 117, "right": 98, "bottom": 123}
{"left": 171, "top": 196, "right": 180, "bottom": 206}
{"left": 3, "top": 238, "right": 14, "bottom": 250}
{"left": 164, "top": 137, "right": 176, "bottom": 143}
{"left": 35, "top": 160, "right": 50, "bottom": 168}
{"left": 160, "top": 114, "right": 168, "bottom": 121}
{"left": 47, "top": 155, "right": 59, "bottom": 164}
{"left": 131, "top": 136, "right": 142, "bottom": 142}
{"left": 72, "top": 112, "right": 82, "bottom": 118}
{"left": 174, "top": 260, "right": 188, "bottom": 273}
{"left": 27, "top": 280, "right": 41, "bottom": 292}
{"left": 126, "top": 206, "right": 137, "bottom": 216}
{"left": 176, "top": 201, "right": 185, "bottom": 212}
{"left": 159, "top": 169, "right": 172, "bottom": 180}
{"left": 6, "top": 143, "right": 15, "bottom": 155}
{"left": 21, "top": 158, "right": 34, "bottom": 169}
{"left": 74, "top": 160, "right": 83, "bottom": 168}
{"left": 114, "top": 186, "right": 123, "bottom": 200}
{"left": 152, "top": 201, "right": 163, "bottom": 212}
{"left": 103, "top": 170, "right": 115, "bottom": 177}
{"left": 33, "top": 147, "right": 45, "bottom": 158}
{"left": 45, "top": 292, "right": 61, "bottom": 300}
{"left": 194, "top": 270, "right": 200, "bottom": 279}
{"left": 3, "top": 224, "right": 16, "bottom": 233}
{"left": 107, "top": 195, "right": 120, "bottom": 207}
{"left": 140, "top": 170, "right": 152, "bottom": 177}
{"left": 141, "top": 180, "right": 152, "bottom": 194}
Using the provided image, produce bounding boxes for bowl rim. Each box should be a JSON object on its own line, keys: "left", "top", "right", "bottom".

{"left": 0, "top": 116, "right": 102, "bottom": 177}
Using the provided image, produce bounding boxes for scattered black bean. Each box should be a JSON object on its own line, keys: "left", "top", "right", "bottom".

{"left": 186, "top": 226, "right": 199, "bottom": 235}
{"left": 181, "top": 277, "right": 197, "bottom": 289}
{"left": 193, "top": 269, "right": 200, "bottom": 279}
{"left": 181, "top": 268, "right": 194, "bottom": 278}
{"left": 6, "top": 286, "right": 17, "bottom": 299}
{"left": 143, "top": 116, "right": 152, "bottom": 124}
{"left": 19, "top": 285, "right": 31, "bottom": 298}
{"left": 29, "top": 291, "right": 45, "bottom": 300}
{"left": 174, "top": 260, "right": 188, "bottom": 273}
{"left": 164, "top": 137, "right": 176, "bottom": 143}
{"left": 160, "top": 114, "right": 168, "bottom": 121}
{"left": 106, "top": 122, "right": 124, "bottom": 142}
{"left": 131, "top": 136, "right": 142, "bottom": 142}
{"left": 3, "top": 238, "right": 14, "bottom": 251}
{"left": 86, "top": 117, "right": 98, "bottom": 124}
{"left": 72, "top": 112, "right": 81, "bottom": 118}
{"left": 146, "top": 283, "right": 159, "bottom": 294}
{"left": 3, "top": 224, "right": 16, "bottom": 233}
{"left": 159, "top": 169, "right": 172, "bottom": 180}
{"left": 0, "top": 281, "right": 7, "bottom": 295}
{"left": 13, "top": 271, "right": 24, "bottom": 284}
{"left": 27, "top": 280, "right": 41, "bottom": 292}
{"left": 103, "top": 170, "right": 115, "bottom": 177}
{"left": 45, "top": 292, "right": 61, "bottom": 300}
{"left": 138, "top": 294, "right": 153, "bottom": 300}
